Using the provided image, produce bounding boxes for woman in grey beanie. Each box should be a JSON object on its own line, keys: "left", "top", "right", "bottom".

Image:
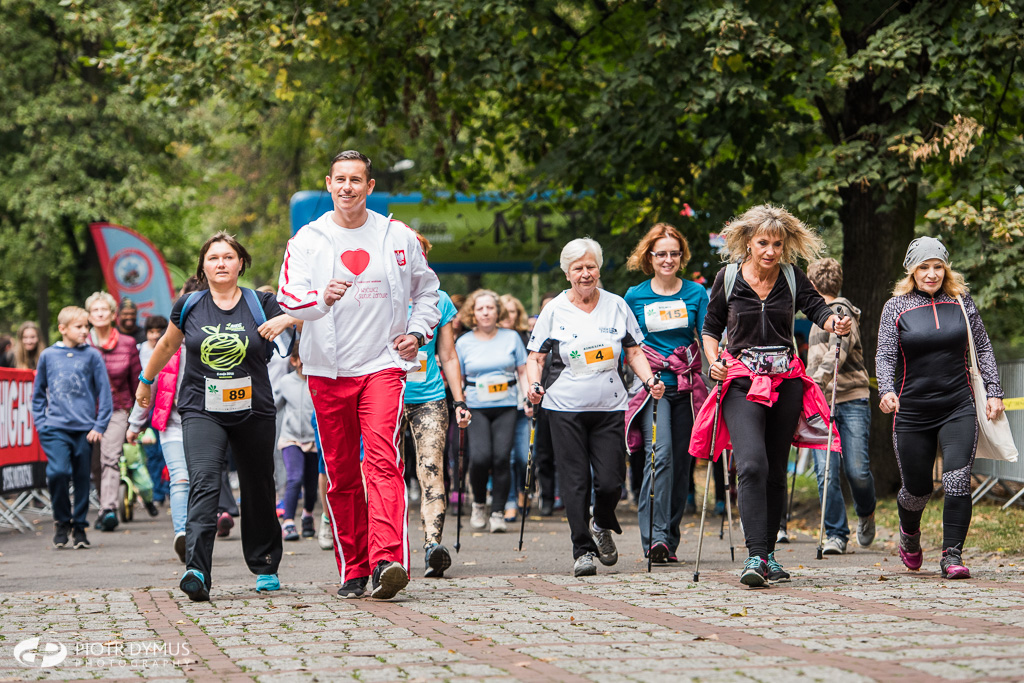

{"left": 876, "top": 237, "right": 1005, "bottom": 579}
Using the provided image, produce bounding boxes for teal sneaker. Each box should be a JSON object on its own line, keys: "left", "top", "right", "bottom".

{"left": 180, "top": 569, "right": 209, "bottom": 602}
{"left": 740, "top": 556, "right": 768, "bottom": 588}
{"left": 766, "top": 552, "right": 790, "bottom": 582}
{"left": 256, "top": 574, "right": 281, "bottom": 593}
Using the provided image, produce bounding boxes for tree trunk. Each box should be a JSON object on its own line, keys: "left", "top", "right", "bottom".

{"left": 840, "top": 184, "right": 917, "bottom": 496}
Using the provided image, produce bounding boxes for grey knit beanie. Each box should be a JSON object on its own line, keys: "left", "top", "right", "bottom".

{"left": 903, "top": 237, "right": 949, "bottom": 270}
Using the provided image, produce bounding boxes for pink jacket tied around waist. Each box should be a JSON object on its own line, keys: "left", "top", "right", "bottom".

{"left": 624, "top": 342, "right": 708, "bottom": 453}
{"left": 688, "top": 350, "right": 841, "bottom": 462}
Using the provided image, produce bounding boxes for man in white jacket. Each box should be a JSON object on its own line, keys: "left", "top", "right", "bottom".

{"left": 278, "top": 150, "right": 441, "bottom": 600}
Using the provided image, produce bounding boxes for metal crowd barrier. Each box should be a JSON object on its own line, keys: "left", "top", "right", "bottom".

{"left": 972, "top": 359, "right": 1024, "bottom": 508}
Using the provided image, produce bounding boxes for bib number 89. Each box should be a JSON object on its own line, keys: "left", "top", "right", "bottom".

{"left": 225, "top": 387, "right": 251, "bottom": 402}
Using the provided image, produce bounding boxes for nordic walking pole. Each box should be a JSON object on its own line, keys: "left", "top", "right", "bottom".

{"left": 454, "top": 425, "right": 466, "bottom": 553}
{"left": 786, "top": 449, "right": 797, "bottom": 532}
{"left": 647, "top": 373, "right": 660, "bottom": 573}
{"left": 723, "top": 448, "right": 735, "bottom": 562}
{"left": 816, "top": 306, "right": 845, "bottom": 561}
{"left": 518, "top": 411, "right": 538, "bottom": 552}
{"left": 694, "top": 362, "right": 726, "bottom": 583}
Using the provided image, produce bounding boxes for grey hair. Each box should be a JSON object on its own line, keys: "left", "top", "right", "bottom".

{"left": 84, "top": 291, "right": 117, "bottom": 314}
{"left": 559, "top": 238, "right": 604, "bottom": 274}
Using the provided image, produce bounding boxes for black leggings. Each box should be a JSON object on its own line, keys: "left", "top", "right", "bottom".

{"left": 722, "top": 377, "right": 804, "bottom": 560}
{"left": 894, "top": 411, "right": 978, "bottom": 551}
{"left": 182, "top": 414, "right": 282, "bottom": 587}
{"left": 467, "top": 406, "right": 516, "bottom": 514}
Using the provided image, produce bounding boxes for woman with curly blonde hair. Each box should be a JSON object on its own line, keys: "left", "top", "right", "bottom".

{"left": 695, "top": 204, "right": 851, "bottom": 587}
{"left": 623, "top": 223, "right": 708, "bottom": 564}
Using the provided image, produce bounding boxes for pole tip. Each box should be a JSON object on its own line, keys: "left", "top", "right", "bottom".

{"left": 816, "top": 548, "right": 823, "bottom": 560}
{"left": 693, "top": 572, "right": 700, "bottom": 582}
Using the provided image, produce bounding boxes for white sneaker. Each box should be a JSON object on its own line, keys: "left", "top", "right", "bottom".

{"left": 776, "top": 527, "right": 790, "bottom": 544}
{"left": 317, "top": 514, "right": 333, "bottom": 551}
{"left": 822, "top": 536, "right": 847, "bottom": 555}
{"left": 470, "top": 503, "right": 487, "bottom": 529}
{"left": 489, "top": 512, "right": 507, "bottom": 533}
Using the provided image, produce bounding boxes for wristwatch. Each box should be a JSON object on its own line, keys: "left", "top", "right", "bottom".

{"left": 409, "top": 332, "right": 425, "bottom": 347}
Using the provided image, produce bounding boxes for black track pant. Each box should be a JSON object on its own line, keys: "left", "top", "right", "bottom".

{"left": 722, "top": 377, "right": 804, "bottom": 560}
{"left": 182, "top": 414, "right": 282, "bottom": 587}
{"left": 894, "top": 411, "right": 977, "bottom": 551}
{"left": 467, "top": 406, "right": 517, "bottom": 514}
{"left": 547, "top": 410, "right": 626, "bottom": 559}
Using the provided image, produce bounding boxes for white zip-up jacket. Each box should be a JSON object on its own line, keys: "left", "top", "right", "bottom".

{"left": 277, "top": 209, "right": 441, "bottom": 379}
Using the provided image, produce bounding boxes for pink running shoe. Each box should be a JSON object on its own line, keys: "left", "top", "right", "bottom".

{"left": 899, "top": 526, "right": 923, "bottom": 570}
{"left": 941, "top": 548, "right": 971, "bottom": 579}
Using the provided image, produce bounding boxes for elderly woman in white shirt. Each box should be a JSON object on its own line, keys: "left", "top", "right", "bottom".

{"left": 526, "top": 238, "right": 665, "bottom": 577}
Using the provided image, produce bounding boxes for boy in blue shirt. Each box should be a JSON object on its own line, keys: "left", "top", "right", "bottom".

{"left": 32, "top": 306, "right": 113, "bottom": 549}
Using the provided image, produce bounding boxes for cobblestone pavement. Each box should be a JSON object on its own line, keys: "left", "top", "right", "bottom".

{"left": 4, "top": 507, "right": 1024, "bottom": 681}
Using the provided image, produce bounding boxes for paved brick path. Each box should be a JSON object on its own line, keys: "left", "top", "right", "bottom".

{"left": 4, "top": 558, "right": 1024, "bottom": 681}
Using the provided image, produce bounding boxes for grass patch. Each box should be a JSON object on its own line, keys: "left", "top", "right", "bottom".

{"left": 781, "top": 472, "right": 1024, "bottom": 554}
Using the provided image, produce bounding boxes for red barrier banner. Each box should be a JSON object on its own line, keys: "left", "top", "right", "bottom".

{"left": 0, "top": 368, "right": 46, "bottom": 495}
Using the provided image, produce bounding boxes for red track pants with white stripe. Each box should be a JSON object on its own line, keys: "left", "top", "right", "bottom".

{"left": 309, "top": 368, "right": 409, "bottom": 582}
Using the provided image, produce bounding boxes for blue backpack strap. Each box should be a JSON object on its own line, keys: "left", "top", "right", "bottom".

{"left": 240, "top": 287, "right": 268, "bottom": 326}
{"left": 178, "top": 289, "right": 209, "bottom": 330}
{"left": 724, "top": 262, "right": 739, "bottom": 301}
{"left": 242, "top": 287, "right": 294, "bottom": 359}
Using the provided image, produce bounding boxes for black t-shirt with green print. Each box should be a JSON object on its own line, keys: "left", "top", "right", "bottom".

{"left": 170, "top": 289, "right": 284, "bottom": 423}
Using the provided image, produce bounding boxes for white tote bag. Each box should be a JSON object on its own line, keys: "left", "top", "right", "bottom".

{"left": 957, "top": 295, "right": 1018, "bottom": 462}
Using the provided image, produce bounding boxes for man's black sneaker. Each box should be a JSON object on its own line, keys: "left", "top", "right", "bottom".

{"left": 144, "top": 500, "right": 160, "bottom": 517}
{"left": 180, "top": 569, "right": 210, "bottom": 602}
{"left": 424, "top": 544, "right": 452, "bottom": 578}
{"left": 337, "top": 576, "right": 369, "bottom": 598}
{"left": 72, "top": 526, "right": 90, "bottom": 549}
{"left": 301, "top": 515, "right": 315, "bottom": 538}
{"left": 648, "top": 541, "right": 670, "bottom": 564}
{"left": 538, "top": 498, "right": 554, "bottom": 517}
{"left": 370, "top": 561, "right": 409, "bottom": 600}
{"left": 766, "top": 551, "right": 789, "bottom": 582}
{"left": 53, "top": 522, "right": 71, "bottom": 548}
{"left": 740, "top": 556, "right": 768, "bottom": 587}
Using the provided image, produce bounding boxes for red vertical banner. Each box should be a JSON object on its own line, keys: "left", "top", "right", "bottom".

{"left": 89, "top": 222, "right": 176, "bottom": 320}
{"left": 0, "top": 368, "right": 46, "bottom": 494}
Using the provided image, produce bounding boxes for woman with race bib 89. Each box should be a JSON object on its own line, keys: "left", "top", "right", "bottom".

{"left": 527, "top": 238, "right": 665, "bottom": 577}
{"left": 137, "top": 232, "right": 295, "bottom": 601}
{"left": 624, "top": 223, "right": 709, "bottom": 565}
{"left": 456, "top": 289, "right": 530, "bottom": 534}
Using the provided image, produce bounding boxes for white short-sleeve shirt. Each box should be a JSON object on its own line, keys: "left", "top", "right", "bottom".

{"left": 527, "top": 290, "right": 644, "bottom": 412}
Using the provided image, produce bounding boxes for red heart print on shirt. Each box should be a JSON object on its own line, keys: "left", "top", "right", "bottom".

{"left": 341, "top": 249, "right": 370, "bottom": 276}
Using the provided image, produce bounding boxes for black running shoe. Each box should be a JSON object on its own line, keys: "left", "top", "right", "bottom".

{"left": 72, "top": 526, "right": 90, "bottom": 549}
{"left": 145, "top": 500, "right": 160, "bottom": 517}
{"left": 53, "top": 522, "right": 71, "bottom": 548}
{"left": 740, "top": 556, "right": 768, "bottom": 587}
{"left": 180, "top": 569, "right": 210, "bottom": 602}
{"left": 337, "top": 576, "right": 369, "bottom": 598}
{"left": 424, "top": 544, "right": 452, "bottom": 578}
{"left": 648, "top": 541, "right": 670, "bottom": 564}
{"left": 766, "top": 552, "right": 790, "bottom": 582}
{"left": 370, "top": 561, "right": 409, "bottom": 600}
{"left": 301, "top": 515, "right": 315, "bottom": 538}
